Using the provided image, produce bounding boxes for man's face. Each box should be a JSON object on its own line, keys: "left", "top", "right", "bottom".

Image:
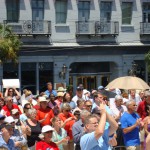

{"left": 128, "top": 102, "right": 137, "bottom": 112}
{"left": 85, "top": 117, "right": 98, "bottom": 133}
{"left": 130, "top": 90, "right": 135, "bottom": 98}
{"left": 76, "top": 89, "right": 83, "bottom": 96}
{"left": 115, "top": 99, "right": 123, "bottom": 107}
{"left": 47, "top": 84, "right": 52, "bottom": 91}
{"left": 85, "top": 102, "right": 92, "bottom": 112}
{"left": 95, "top": 94, "right": 103, "bottom": 104}
{"left": 6, "top": 97, "right": 13, "bottom": 106}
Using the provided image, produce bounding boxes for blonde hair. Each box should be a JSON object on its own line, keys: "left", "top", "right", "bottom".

{"left": 61, "top": 103, "right": 71, "bottom": 112}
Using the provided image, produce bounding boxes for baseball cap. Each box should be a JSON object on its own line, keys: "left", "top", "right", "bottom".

{"left": 4, "top": 116, "right": 15, "bottom": 124}
{"left": 11, "top": 109, "right": 19, "bottom": 115}
{"left": 98, "top": 86, "right": 104, "bottom": 90}
{"left": 76, "top": 86, "right": 83, "bottom": 91}
{"left": 42, "top": 125, "right": 54, "bottom": 133}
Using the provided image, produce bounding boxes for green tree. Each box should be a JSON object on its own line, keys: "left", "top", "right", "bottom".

{"left": 0, "top": 23, "right": 21, "bottom": 63}
{"left": 145, "top": 51, "right": 150, "bottom": 73}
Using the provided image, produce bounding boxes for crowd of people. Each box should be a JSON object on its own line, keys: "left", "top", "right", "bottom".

{"left": 0, "top": 81, "right": 149, "bottom": 150}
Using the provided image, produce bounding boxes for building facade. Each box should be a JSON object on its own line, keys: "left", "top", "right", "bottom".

{"left": 0, "top": 0, "right": 150, "bottom": 94}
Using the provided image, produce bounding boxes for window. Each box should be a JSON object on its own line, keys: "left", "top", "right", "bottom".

{"left": 6, "top": 0, "right": 20, "bottom": 22}
{"left": 122, "top": 2, "right": 132, "bottom": 24}
{"left": 55, "top": 0, "right": 67, "bottom": 24}
{"left": 143, "top": 3, "right": 150, "bottom": 23}
{"left": 100, "top": 1, "right": 112, "bottom": 22}
{"left": 32, "top": 0, "right": 44, "bottom": 20}
{"left": 78, "top": 1, "right": 90, "bottom": 21}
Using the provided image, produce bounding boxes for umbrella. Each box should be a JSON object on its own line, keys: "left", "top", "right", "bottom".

{"left": 106, "top": 76, "right": 150, "bottom": 90}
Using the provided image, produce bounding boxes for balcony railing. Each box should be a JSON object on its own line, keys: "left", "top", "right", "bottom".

{"left": 140, "top": 22, "right": 150, "bottom": 34}
{"left": 3, "top": 20, "right": 51, "bottom": 36}
{"left": 76, "top": 21, "right": 119, "bottom": 36}
{"left": 95, "top": 21, "right": 119, "bottom": 35}
{"left": 76, "top": 21, "right": 95, "bottom": 35}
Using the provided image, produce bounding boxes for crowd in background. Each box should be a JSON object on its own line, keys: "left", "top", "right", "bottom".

{"left": 0, "top": 82, "right": 149, "bottom": 150}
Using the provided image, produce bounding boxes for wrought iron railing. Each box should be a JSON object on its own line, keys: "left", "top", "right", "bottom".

{"left": 3, "top": 20, "right": 51, "bottom": 35}
{"left": 76, "top": 21, "right": 119, "bottom": 35}
{"left": 140, "top": 22, "right": 150, "bottom": 34}
{"left": 95, "top": 21, "right": 119, "bottom": 35}
{"left": 76, "top": 21, "right": 95, "bottom": 35}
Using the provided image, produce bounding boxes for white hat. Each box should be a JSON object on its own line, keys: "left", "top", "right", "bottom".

{"left": 22, "top": 100, "right": 30, "bottom": 108}
{"left": 57, "top": 92, "right": 64, "bottom": 97}
{"left": 4, "top": 116, "right": 15, "bottom": 124}
{"left": 11, "top": 109, "right": 19, "bottom": 115}
{"left": 39, "top": 97, "right": 47, "bottom": 102}
{"left": 42, "top": 125, "right": 54, "bottom": 133}
{"left": 83, "top": 89, "right": 90, "bottom": 95}
{"left": 57, "top": 87, "right": 66, "bottom": 92}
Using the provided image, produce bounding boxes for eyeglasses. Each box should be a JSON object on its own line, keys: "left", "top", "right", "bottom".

{"left": 10, "top": 122, "right": 15, "bottom": 124}
{"left": 86, "top": 105, "right": 92, "bottom": 108}
{"left": 65, "top": 110, "right": 70, "bottom": 112}
{"left": 133, "top": 104, "right": 137, "bottom": 106}
{"left": 24, "top": 107, "right": 30, "bottom": 109}
{"left": 9, "top": 91, "right": 13, "bottom": 92}
{"left": 89, "top": 122, "right": 99, "bottom": 125}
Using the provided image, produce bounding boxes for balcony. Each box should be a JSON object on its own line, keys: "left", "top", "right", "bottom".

{"left": 76, "top": 21, "right": 119, "bottom": 37}
{"left": 76, "top": 21, "right": 95, "bottom": 36}
{"left": 95, "top": 21, "right": 119, "bottom": 36}
{"left": 3, "top": 20, "right": 51, "bottom": 37}
{"left": 140, "top": 22, "right": 150, "bottom": 35}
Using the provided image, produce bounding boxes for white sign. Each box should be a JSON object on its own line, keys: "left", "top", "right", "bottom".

{"left": 2, "top": 79, "right": 20, "bottom": 88}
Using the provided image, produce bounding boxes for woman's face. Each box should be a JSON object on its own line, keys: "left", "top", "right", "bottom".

{"left": 30, "top": 112, "right": 37, "bottom": 120}
{"left": 8, "top": 89, "right": 14, "bottom": 96}
{"left": 65, "top": 93, "right": 71, "bottom": 102}
{"left": 0, "top": 100, "right": 4, "bottom": 107}
{"left": 53, "top": 118, "right": 61, "bottom": 128}
{"left": 63, "top": 108, "right": 70, "bottom": 116}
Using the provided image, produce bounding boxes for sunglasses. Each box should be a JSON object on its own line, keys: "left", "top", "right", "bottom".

{"left": 65, "top": 110, "right": 70, "bottom": 112}
{"left": 86, "top": 105, "right": 92, "bottom": 108}
{"left": 9, "top": 91, "right": 13, "bottom": 92}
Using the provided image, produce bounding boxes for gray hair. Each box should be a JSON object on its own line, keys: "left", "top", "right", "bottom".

{"left": 80, "top": 109, "right": 91, "bottom": 118}
{"left": 115, "top": 95, "right": 123, "bottom": 101}
{"left": 28, "top": 108, "right": 37, "bottom": 116}
{"left": 83, "top": 114, "right": 97, "bottom": 126}
{"left": 126, "top": 100, "right": 135, "bottom": 108}
{"left": 61, "top": 103, "right": 71, "bottom": 111}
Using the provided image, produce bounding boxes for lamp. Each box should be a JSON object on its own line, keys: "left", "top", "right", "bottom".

{"left": 59, "top": 64, "right": 67, "bottom": 79}
{"left": 128, "top": 61, "right": 138, "bottom": 76}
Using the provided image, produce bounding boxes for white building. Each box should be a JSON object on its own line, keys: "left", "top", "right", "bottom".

{"left": 0, "top": 0, "right": 149, "bottom": 94}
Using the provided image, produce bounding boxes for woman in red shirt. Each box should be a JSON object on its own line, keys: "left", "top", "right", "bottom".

{"left": 36, "top": 125, "right": 59, "bottom": 150}
{"left": 58, "top": 103, "right": 76, "bottom": 150}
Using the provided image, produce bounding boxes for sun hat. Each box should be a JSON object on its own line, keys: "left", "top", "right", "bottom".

{"left": 57, "top": 87, "right": 66, "bottom": 92}
{"left": 39, "top": 96, "right": 48, "bottom": 102}
{"left": 42, "top": 125, "right": 54, "bottom": 133}
{"left": 98, "top": 86, "right": 104, "bottom": 90}
{"left": 57, "top": 92, "right": 64, "bottom": 97}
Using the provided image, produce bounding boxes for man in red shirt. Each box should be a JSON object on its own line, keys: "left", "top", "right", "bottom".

{"left": 137, "top": 91, "right": 150, "bottom": 120}
{"left": 36, "top": 125, "right": 59, "bottom": 150}
{"left": 36, "top": 97, "right": 54, "bottom": 126}
{"left": 1, "top": 96, "right": 22, "bottom": 116}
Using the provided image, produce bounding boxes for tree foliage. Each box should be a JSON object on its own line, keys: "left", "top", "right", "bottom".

{"left": 0, "top": 24, "right": 21, "bottom": 63}
{"left": 145, "top": 51, "right": 150, "bottom": 73}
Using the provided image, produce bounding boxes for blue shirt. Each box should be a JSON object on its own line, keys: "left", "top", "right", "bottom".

{"left": 0, "top": 136, "right": 16, "bottom": 150}
{"left": 120, "top": 112, "right": 140, "bottom": 146}
{"left": 80, "top": 128, "right": 111, "bottom": 150}
{"left": 45, "top": 89, "right": 57, "bottom": 97}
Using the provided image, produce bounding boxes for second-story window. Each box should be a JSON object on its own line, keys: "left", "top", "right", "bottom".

{"left": 100, "top": 1, "right": 112, "bottom": 22}
{"left": 55, "top": 0, "right": 67, "bottom": 24}
{"left": 6, "top": 0, "right": 20, "bottom": 22}
{"left": 78, "top": 1, "right": 90, "bottom": 21}
{"left": 32, "top": 0, "right": 44, "bottom": 21}
{"left": 143, "top": 3, "right": 150, "bottom": 23}
{"left": 122, "top": 2, "right": 133, "bottom": 25}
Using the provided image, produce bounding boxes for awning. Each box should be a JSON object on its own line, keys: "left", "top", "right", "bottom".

{"left": 119, "top": 42, "right": 144, "bottom": 46}
{"left": 52, "top": 43, "right": 80, "bottom": 47}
